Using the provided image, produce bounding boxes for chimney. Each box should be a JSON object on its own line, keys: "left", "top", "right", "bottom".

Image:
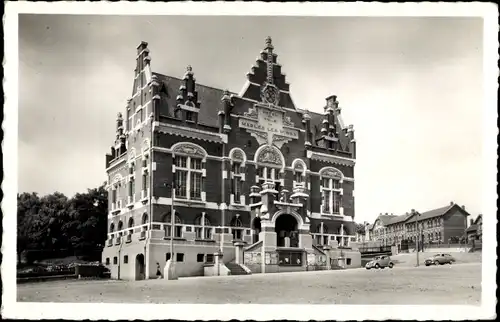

{"left": 450, "top": 201, "right": 454, "bottom": 206}
{"left": 461, "top": 205, "right": 465, "bottom": 210}
{"left": 469, "top": 219, "right": 474, "bottom": 226}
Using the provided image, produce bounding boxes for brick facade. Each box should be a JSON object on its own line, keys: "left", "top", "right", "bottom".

{"left": 103, "top": 38, "right": 358, "bottom": 279}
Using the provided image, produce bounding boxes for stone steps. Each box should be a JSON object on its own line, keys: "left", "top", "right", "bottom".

{"left": 226, "top": 262, "right": 248, "bottom": 275}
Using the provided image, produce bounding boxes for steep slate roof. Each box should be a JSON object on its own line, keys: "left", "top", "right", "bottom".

{"left": 387, "top": 212, "right": 414, "bottom": 225}
{"left": 153, "top": 72, "right": 228, "bottom": 128}
{"left": 465, "top": 224, "right": 477, "bottom": 233}
{"left": 153, "top": 71, "right": 329, "bottom": 145}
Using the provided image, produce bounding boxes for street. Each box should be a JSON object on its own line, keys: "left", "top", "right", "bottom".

{"left": 17, "top": 262, "right": 481, "bottom": 304}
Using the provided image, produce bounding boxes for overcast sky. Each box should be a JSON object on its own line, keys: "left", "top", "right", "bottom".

{"left": 18, "top": 15, "right": 483, "bottom": 223}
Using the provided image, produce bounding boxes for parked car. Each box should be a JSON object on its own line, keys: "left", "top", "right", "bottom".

{"left": 424, "top": 253, "right": 456, "bottom": 266}
{"left": 365, "top": 255, "right": 394, "bottom": 269}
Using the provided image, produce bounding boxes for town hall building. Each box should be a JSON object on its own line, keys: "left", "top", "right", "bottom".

{"left": 102, "top": 37, "right": 359, "bottom": 280}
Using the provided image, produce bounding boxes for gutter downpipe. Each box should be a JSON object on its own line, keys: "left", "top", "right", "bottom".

{"left": 144, "top": 112, "right": 154, "bottom": 280}
{"left": 219, "top": 143, "right": 226, "bottom": 276}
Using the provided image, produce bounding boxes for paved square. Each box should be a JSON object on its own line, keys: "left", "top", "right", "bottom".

{"left": 17, "top": 263, "right": 481, "bottom": 304}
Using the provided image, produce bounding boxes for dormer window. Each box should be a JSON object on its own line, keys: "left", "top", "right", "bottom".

{"left": 186, "top": 111, "right": 194, "bottom": 122}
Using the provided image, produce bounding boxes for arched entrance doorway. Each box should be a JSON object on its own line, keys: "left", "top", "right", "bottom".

{"left": 252, "top": 217, "right": 262, "bottom": 244}
{"left": 275, "top": 214, "right": 299, "bottom": 247}
{"left": 135, "top": 254, "right": 145, "bottom": 280}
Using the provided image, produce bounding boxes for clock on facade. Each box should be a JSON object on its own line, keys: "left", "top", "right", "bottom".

{"left": 261, "top": 83, "right": 280, "bottom": 106}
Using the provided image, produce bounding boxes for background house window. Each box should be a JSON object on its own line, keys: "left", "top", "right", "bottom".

{"left": 176, "top": 253, "right": 185, "bottom": 262}
{"left": 206, "top": 254, "right": 214, "bottom": 263}
{"left": 166, "top": 253, "right": 171, "bottom": 261}
{"left": 124, "top": 255, "right": 128, "bottom": 264}
{"left": 105, "top": 258, "right": 110, "bottom": 265}
{"left": 113, "top": 257, "right": 118, "bottom": 265}
{"left": 197, "top": 254, "right": 204, "bottom": 262}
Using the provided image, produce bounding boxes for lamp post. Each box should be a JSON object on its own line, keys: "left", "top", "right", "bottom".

{"left": 164, "top": 181, "right": 182, "bottom": 280}
{"left": 415, "top": 210, "right": 421, "bottom": 267}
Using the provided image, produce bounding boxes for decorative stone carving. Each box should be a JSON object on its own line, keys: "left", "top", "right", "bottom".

{"left": 271, "top": 135, "right": 292, "bottom": 149}
{"left": 231, "top": 150, "right": 245, "bottom": 163}
{"left": 256, "top": 146, "right": 282, "bottom": 166}
{"left": 172, "top": 143, "right": 206, "bottom": 158}
{"left": 320, "top": 168, "right": 343, "bottom": 179}
{"left": 283, "top": 116, "right": 294, "bottom": 127}
{"left": 243, "top": 108, "right": 258, "bottom": 120}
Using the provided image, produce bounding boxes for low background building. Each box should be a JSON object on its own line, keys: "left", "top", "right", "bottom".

{"left": 364, "top": 202, "right": 471, "bottom": 252}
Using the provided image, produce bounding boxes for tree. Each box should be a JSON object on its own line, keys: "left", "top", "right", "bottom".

{"left": 355, "top": 222, "right": 366, "bottom": 235}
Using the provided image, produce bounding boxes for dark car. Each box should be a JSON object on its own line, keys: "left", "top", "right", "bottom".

{"left": 424, "top": 253, "right": 456, "bottom": 266}
{"left": 365, "top": 255, "right": 394, "bottom": 269}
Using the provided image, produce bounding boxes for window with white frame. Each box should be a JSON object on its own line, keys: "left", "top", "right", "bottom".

{"left": 142, "top": 154, "right": 149, "bottom": 196}
{"left": 128, "top": 162, "right": 135, "bottom": 204}
{"left": 164, "top": 213, "right": 183, "bottom": 238}
{"left": 194, "top": 214, "right": 212, "bottom": 239}
{"left": 174, "top": 156, "right": 203, "bottom": 200}
{"left": 321, "top": 175, "right": 342, "bottom": 214}
{"left": 257, "top": 166, "right": 281, "bottom": 190}
{"left": 232, "top": 162, "right": 243, "bottom": 204}
{"left": 292, "top": 161, "right": 306, "bottom": 187}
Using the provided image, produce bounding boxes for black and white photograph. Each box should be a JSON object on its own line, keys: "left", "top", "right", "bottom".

{"left": 2, "top": 2, "right": 497, "bottom": 321}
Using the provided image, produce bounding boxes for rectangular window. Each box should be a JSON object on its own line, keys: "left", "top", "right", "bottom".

{"left": 124, "top": 255, "right": 128, "bottom": 264}
{"left": 195, "top": 227, "right": 202, "bottom": 239}
{"left": 175, "top": 226, "right": 182, "bottom": 238}
{"left": 113, "top": 257, "right": 118, "bottom": 265}
{"left": 175, "top": 171, "right": 188, "bottom": 198}
{"left": 347, "top": 258, "right": 352, "bottom": 265}
{"left": 130, "top": 179, "right": 135, "bottom": 199}
{"left": 186, "top": 111, "right": 194, "bottom": 121}
{"left": 175, "top": 156, "right": 187, "bottom": 168}
{"left": 322, "top": 177, "right": 330, "bottom": 188}
{"left": 190, "top": 158, "right": 202, "bottom": 170}
{"left": 323, "top": 190, "right": 331, "bottom": 213}
{"left": 295, "top": 172, "right": 303, "bottom": 183}
{"left": 278, "top": 251, "right": 302, "bottom": 266}
{"left": 197, "top": 254, "right": 204, "bottom": 263}
{"left": 166, "top": 253, "right": 171, "bottom": 261}
{"left": 232, "top": 163, "right": 241, "bottom": 174}
{"left": 112, "top": 189, "right": 117, "bottom": 204}
{"left": 206, "top": 254, "right": 214, "bottom": 263}
{"left": 176, "top": 253, "right": 184, "bottom": 262}
{"left": 191, "top": 172, "right": 202, "bottom": 200}
{"left": 332, "top": 179, "right": 340, "bottom": 189}
{"left": 233, "top": 177, "right": 241, "bottom": 203}
{"left": 105, "top": 258, "right": 110, "bottom": 265}
{"left": 204, "top": 228, "right": 212, "bottom": 239}
{"left": 185, "top": 226, "right": 192, "bottom": 232}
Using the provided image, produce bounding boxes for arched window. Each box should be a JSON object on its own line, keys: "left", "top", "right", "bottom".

{"left": 128, "top": 217, "right": 134, "bottom": 228}
{"left": 319, "top": 167, "right": 343, "bottom": 215}
{"left": 230, "top": 215, "right": 244, "bottom": 240}
{"left": 194, "top": 214, "right": 212, "bottom": 239}
{"left": 163, "top": 213, "right": 183, "bottom": 238}
{"left": 255, "top": 145, "right": 284, "bottom": 190}
{"left": 110, "top": 223, "right": 115, "bottom": 233}
{"left": 142, "top": 213, "right": 148, "bottom": 225}
{"left": 229, "top": 149, "right": 246, "bottom": 205}
{"left": 171, "top": 142, "right": 207, "bottom": 201}
{"left": 292, "top": 159, "right": 307, "bottom": 187}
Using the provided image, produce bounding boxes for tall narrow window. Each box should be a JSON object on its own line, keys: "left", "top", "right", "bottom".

{"left": 174, "top": 156, "right": 202, "bottom": 200}
{"left": 320, "top": 172, "right": 342, "bottom": 214}
{"left": 232, "top": 162, "right": 242, "bottom": 204}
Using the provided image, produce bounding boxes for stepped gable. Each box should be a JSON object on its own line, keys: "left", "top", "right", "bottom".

{"left": 240, "top": 36, "right": 295, "bottom": 110}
